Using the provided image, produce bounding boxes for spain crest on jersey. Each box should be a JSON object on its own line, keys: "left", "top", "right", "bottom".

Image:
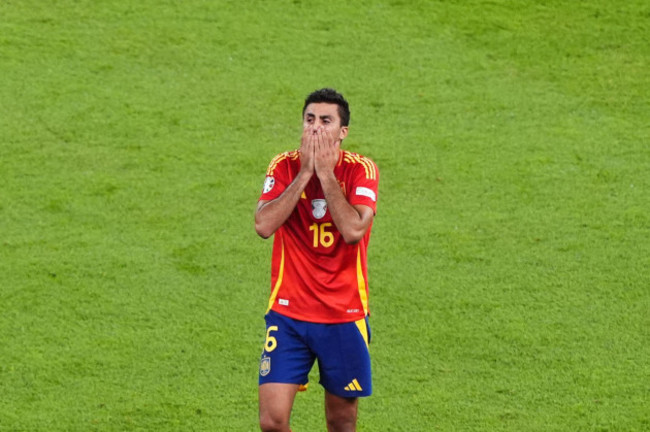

{"left": 312, "top": 199, "right": 327, "bottom": 219}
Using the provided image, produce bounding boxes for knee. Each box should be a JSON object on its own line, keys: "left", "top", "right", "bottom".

{"left": 259, "top": 413, "right": 289, "bottom": 432}
{"left": 326, "top": 410, "right": 357, "bottom": 431}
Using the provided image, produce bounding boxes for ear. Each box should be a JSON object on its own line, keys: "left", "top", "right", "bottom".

{"left": 339, "top": 126, "right": 349, "bottom": 141}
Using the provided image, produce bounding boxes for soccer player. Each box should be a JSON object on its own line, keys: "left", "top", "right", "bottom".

{"left": 255, "top": 88, "right": 379, "bottom": 432}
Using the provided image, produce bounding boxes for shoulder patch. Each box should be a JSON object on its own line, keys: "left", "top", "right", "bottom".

{"left": 263, "top": 176, "right": 275, "bottom": 193}
{"left": 355, "top": 186, "right": 376, "bottom": 202}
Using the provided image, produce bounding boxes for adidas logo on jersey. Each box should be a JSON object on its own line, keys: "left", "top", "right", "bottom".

{"left": 344, "top": 379, "right": 363, "bottom": 392}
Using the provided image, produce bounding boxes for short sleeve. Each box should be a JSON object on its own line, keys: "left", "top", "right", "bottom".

{"left": 259, "top": 152, "right": 292, "bottom": 202}
{"left": 347, "top": 156, "right": 379, "bottom": 213}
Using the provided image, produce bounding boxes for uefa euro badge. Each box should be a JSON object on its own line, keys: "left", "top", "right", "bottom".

{"left": 263, "top": 176, "right": 275, "bottom": 194}
{"left": 312, "top": 199, "right": 327, "bottom": 219}
{"left": 260, "top": 355, "right": 271, "bottom": 376}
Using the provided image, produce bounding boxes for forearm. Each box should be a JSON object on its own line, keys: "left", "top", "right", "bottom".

{"left": 319, "top": 173, "right": 371, "bottom": 244}
{"left": 255, "top": 172, "right": 312, "bottom": 238}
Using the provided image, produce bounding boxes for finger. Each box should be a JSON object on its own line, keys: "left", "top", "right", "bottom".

{"left": 325, "top": 129, "right": 335, "bottom": 149}
{"left": 320, "top": 131, "right": 329, "bottom": 153}
{"left": 319, "top": 127, "right": 328, "bottom": 146}
{"left": 309, "top": 131, "right": 318, "bottom": 153}
{"left": 301, "top": 126, "right": 313, "bottom": 145}
{"left": 313, "top": 127, "right": 323, "bottom": 148}
{"left": 321, "top": 128, "right": 333, "bottom": 146}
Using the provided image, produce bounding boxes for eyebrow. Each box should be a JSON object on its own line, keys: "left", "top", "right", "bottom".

{"left": 305, "top": 113, "right": 334, "bottom": 120}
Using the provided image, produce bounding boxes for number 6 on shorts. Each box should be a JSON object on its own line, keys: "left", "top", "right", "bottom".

{"left": 264, "top": 325, "right": 278, "bottom": 352}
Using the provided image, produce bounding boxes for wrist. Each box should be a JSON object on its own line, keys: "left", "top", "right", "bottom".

{"left": 296, "top": 169, "right": 313, "bottom": 183}
{"left": 316, "top": 169, "right": 337, "bottom": 184}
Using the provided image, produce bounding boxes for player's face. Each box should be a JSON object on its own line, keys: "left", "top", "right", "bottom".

{"left": 303, "top": 103, "right": 349, "bottom": 143}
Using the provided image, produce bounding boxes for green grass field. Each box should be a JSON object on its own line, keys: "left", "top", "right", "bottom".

{"left": 1, "top": 0, "right": 648, "bottom": 430}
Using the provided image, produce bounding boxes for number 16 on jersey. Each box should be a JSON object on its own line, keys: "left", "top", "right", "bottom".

{"left": 309, "top": 222, "right": 334, "bottom": 248}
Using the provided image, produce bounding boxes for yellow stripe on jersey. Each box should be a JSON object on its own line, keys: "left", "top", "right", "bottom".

{"left": 266, "top": 153, "right": 286, "bottom": 176}
{"left": 343, "top": 152, "right": 377, "bottom": 180}
{"left": 362, "top": 154, "right": 377, "bottom": 180}
{"left": 365, "top": 157, "right": 377, "bottom": 180}
{"left": 356, "top": 247, "right": 369, "bottom": 316}
{"left": 266, "top": 240, "right": 285, "bottom": 313}
{"left": 266, "top": 151, "right": 300, "bottom": 176}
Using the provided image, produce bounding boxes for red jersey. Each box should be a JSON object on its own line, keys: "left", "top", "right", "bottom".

{"left": 259, "top": 149, "right": 379, "bottom": 323}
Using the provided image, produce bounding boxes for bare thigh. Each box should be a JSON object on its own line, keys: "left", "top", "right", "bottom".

{"left": 325, "top": 391, "right": 358, "bottom": 432}
{"left": 259, "top": 383, "right": 300, "bottom": 432}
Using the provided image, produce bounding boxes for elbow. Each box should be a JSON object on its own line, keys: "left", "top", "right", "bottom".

{"left": 254, "top": 210, "right": 272, "bottom": 239}
{"left": 255, "top": 224, "right": 272, "bottom": 239}
{"left": 339, "top": 219, "right": 372, "bottom": 245}
{"left": 255, "top": 220, "right": 274, "bottom": 239}
{"left": 341, "top": 229, "right": 364, "bottom": 245}
{"left": 339, "top": 205, "right": 373, "bottom": 245}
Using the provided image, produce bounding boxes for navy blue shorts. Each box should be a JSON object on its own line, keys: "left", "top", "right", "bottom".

{"left": 259, "top": 310, "right": 372, "bottom": 398}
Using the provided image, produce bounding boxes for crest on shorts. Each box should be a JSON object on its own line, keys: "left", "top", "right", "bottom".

{"left": 312, "top": 199, "right": 327, "bottom": 219}
{"left": 260, "top": 355, "right": 271, "bottom": 376}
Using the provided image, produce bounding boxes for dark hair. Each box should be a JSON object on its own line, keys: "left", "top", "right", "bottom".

{"left": 302, "top": 88, "right": 350, "bottom": 127}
